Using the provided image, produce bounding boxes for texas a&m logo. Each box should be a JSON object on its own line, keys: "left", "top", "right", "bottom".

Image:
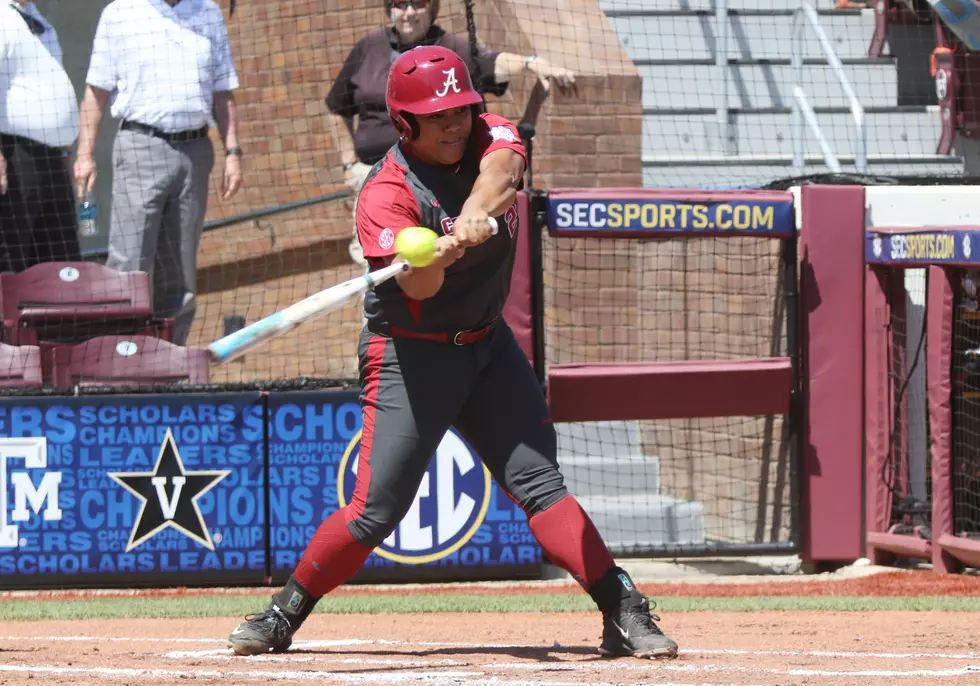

{"left": 440, "top": 204, "right": 519, "bottom": 238}
{"left": 0, "top": 438, "right": 61, "bottom": 549}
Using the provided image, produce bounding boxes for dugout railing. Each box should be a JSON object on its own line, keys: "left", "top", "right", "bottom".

{"left": 528, "top": 188, "right": 802, "bottom": 558}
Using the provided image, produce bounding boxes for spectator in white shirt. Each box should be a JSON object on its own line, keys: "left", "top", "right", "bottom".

{"left": 74, "top": 0, "right": 243, "bottom": 346}
{"left": 0, "top": 0, "right": 82, "bottom": 273}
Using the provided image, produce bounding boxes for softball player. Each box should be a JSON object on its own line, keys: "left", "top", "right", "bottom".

{"left": 228, "top": 46, "right": 678, "bottom": 660}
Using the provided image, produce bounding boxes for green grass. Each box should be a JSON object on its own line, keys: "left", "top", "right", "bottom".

{"left": 1, "top": 594, "right": 979, "bottom": 621}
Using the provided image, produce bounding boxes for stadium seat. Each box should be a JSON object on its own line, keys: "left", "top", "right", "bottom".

{"left": 50, "top": 335, "right": 210, "bottom": 388}
{"left": 0, "top": 342, "right": 43, "bottom": 389}
{"left": 0, "top": 262, "right": 173, "bottom": 346}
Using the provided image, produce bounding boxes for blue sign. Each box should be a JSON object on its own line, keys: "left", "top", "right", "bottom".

{"left": 0, "top": 395, "right": 265, "bottom": 587}
{"left": 267, "top": 392, "right": 542, "bottom": 581}
{"left": 266, "top": 391, "right": 363, "bottom": 575}
{"left": 546, "top": 196, "right": 794, "bottom": 237}
{"left": 865, "top": 230, "right": 980, "bottom": 265}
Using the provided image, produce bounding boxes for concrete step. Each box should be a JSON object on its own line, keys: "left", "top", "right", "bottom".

{"left": 579, "top": 494, "right": 707, "bottom": 546}
{"left": 641, "top": 153, "right": 965, "bottom": 188}
{"left": 559, "top": 454, "right": 662, "bottom": 496}
{"left": 554, "top": 420, "right": 643, "bottom": 456}
{"left": 599, "top": 0, "right": 862, "bottom": 11}
{"left": 638, "top": 59, "right": 898, "bottom": 110}
{"left": 610, "top": 10, "right": 874, "bottom": 62}
{"left": 643, "top": 107, "right": 942, "bottom": 158}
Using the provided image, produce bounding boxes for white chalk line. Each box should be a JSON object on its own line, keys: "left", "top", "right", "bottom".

{"left": 0, "top": 635, "right": 391, "bottom": 647}
{"left": 0, "top": 665, "right": 482, "bottom": 682}
{"left": 481, "top": 661, "right": 980, "bottom": 679}
{"left": 165, "top": 652, "right": 468, "bottom": 668}
{"left": 159, "top": 652, "right": 980, "bottom": 680}
{"left": 0, "top": 666, "right": 757, "bottom": 686}
{"left": 6, "top": 635, "right": 980, "bottom": 662}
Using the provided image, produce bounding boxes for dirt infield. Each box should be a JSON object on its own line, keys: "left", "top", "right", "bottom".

{"left": 1, "top": 610, "right": 979, "bottom": 685}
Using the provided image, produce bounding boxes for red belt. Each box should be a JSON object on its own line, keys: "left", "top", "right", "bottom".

{"left": 388, "top": 321, "right": 496, "bottom": 345}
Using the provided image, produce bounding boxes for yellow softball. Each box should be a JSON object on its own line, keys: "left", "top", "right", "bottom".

{"left": 395, "top": 226, "right": 439, "bottom": 268}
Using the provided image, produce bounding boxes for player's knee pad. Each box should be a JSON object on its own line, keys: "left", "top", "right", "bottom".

{"left": 346, "top": 510, "right": 399, "bottom": 550}
{"left": 514, "top": 476, "right": 568, "bottom": 518}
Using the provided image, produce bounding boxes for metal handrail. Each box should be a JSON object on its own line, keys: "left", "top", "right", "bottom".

{"left": 790, "top": 2, "right": 867, "bottom": 175}
{"left": 202, "top": 189, "right": 352, "bottom": 232}
{"left": 716, "top": 0, "right": 731, "bottom": 155}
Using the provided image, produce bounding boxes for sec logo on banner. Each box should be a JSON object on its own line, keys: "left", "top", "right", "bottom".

{"left": 337, "top": 429, "right": 491, "bottom": 564}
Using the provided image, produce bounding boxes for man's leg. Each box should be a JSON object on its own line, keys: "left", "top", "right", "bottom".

{"left": 455, "top": 325, "right": 678, "bottom": 659}
{"left": 106, "top": 130, "right": 172, "bottom": 277}
{"left": 0, "top": 135, "right": 44, "bottom": 272}
{"left": 31, "top": 144, "right": 81, "bottom": 265}
{"left": 228, "top": 333, "right": 473, "bottom": 655}
{"left": 158, "top": 137, "right": 214, "bottom": 345}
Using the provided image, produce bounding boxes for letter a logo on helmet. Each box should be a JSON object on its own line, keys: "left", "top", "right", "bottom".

{"left": 387, "top": 46, "right": 483, "bottom": 140}
{"left": 435, "top": 68, "right": 461, "bottom": 97}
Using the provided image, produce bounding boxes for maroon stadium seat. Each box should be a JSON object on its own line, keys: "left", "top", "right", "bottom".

{"left": 0, "top": 262, "right": 173, "bottom": 346}
{"left": 51, "top": 335, "right": 210, "bottom": 388}
{"left": 0, "top": 342, "right": 42, "bottom": 389}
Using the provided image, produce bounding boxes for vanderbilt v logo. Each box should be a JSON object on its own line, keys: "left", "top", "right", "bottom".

{"left": 151, "top": 476, "right": 186, "bottom": 520}
{"left": 109, "top": 429, "right": 230, "bottom": 551}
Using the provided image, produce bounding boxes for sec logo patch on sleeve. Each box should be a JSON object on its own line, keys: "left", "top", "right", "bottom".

{"left": 378, "top": 228, "right": 395, "bottom": 250}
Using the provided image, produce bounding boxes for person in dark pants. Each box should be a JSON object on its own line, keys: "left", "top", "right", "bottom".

{"left": 228, "top": 46, "right": 678, "bottom": 661}
{"left": 0, "top": 0, "right": 81, "bottom": 272}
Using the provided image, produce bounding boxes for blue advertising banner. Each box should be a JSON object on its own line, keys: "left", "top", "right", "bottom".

{"left": 865, "top": 229, "right": 980, "bottom": 265}
{"left": 0, "top": 394, "right": 265, "bottom": 588}
{"left": 546, "top": 196, "right": 794, "bottom": 238}
{"left": 267, "top": 391, "right": 543, "bottom": 583}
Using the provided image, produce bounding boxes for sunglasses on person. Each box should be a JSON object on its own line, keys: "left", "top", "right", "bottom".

{"left": 391, "top": 0, "right": 431, "bottom": 10}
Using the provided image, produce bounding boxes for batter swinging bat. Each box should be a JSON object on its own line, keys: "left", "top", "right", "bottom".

{"left": 207, "top": 217, "right": 498, "bottom": 364}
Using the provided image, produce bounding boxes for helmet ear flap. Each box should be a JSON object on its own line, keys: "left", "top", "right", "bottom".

{"left": 403, "top": 112, "right": 420, "bottom": 140}
{"left": 393, "top": 112, "right": 420, "bottom": 141}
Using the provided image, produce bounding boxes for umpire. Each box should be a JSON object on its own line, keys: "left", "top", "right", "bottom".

{"left": 74, "top": 0, "right": 243, "bottom": 345}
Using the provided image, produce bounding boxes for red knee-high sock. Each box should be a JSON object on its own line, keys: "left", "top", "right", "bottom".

{"left": 529, "top": 495, "right": 615, "bottom": 590}
{"left": 293, "top": 507, "right": 373, "bottom": 598}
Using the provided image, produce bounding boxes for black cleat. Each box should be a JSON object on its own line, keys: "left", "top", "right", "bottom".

{"left": 228, "top": 602, "right": 296, "bottom": 656}
{"left": 599, "top": 596, "right": 679, "bottom": 659}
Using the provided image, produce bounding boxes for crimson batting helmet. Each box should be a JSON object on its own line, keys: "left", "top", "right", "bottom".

{"left": 386, "top": 45, "right": 484, "bottom": 141}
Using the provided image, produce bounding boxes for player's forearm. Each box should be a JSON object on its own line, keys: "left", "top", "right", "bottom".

{"left": 397, "top": 266, "right": 445, "bottom": 301}
{"left": 388, "top": 235, "right": 458, "bottom": 300}
{"left": 463, "top": 165, "right": 521, "bottom": 218}
{"left": 213, "top": 91, "right": 239, "bottom": 150}
{"left": 77, "top": 86, "right": 110, "bottom": 158}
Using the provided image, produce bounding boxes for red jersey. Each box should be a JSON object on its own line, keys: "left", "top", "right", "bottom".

{"left": 355, "top": 112, "right": 526, "bottom": 334}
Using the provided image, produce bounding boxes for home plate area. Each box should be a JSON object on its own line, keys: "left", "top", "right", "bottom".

{"left": 1, "top": 612, "right": 979, "bottom": 685}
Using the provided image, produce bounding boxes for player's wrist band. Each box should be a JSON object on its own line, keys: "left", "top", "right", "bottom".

{"left": 524, "top": 55, "right": 537, "bottom": 71}
{"left": 226, "top": 146, "right": 243, "bottom": 157}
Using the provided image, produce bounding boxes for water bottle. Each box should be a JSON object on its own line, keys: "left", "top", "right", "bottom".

{"left": 79, "top": 192, "right": 99, "bottom": 238}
